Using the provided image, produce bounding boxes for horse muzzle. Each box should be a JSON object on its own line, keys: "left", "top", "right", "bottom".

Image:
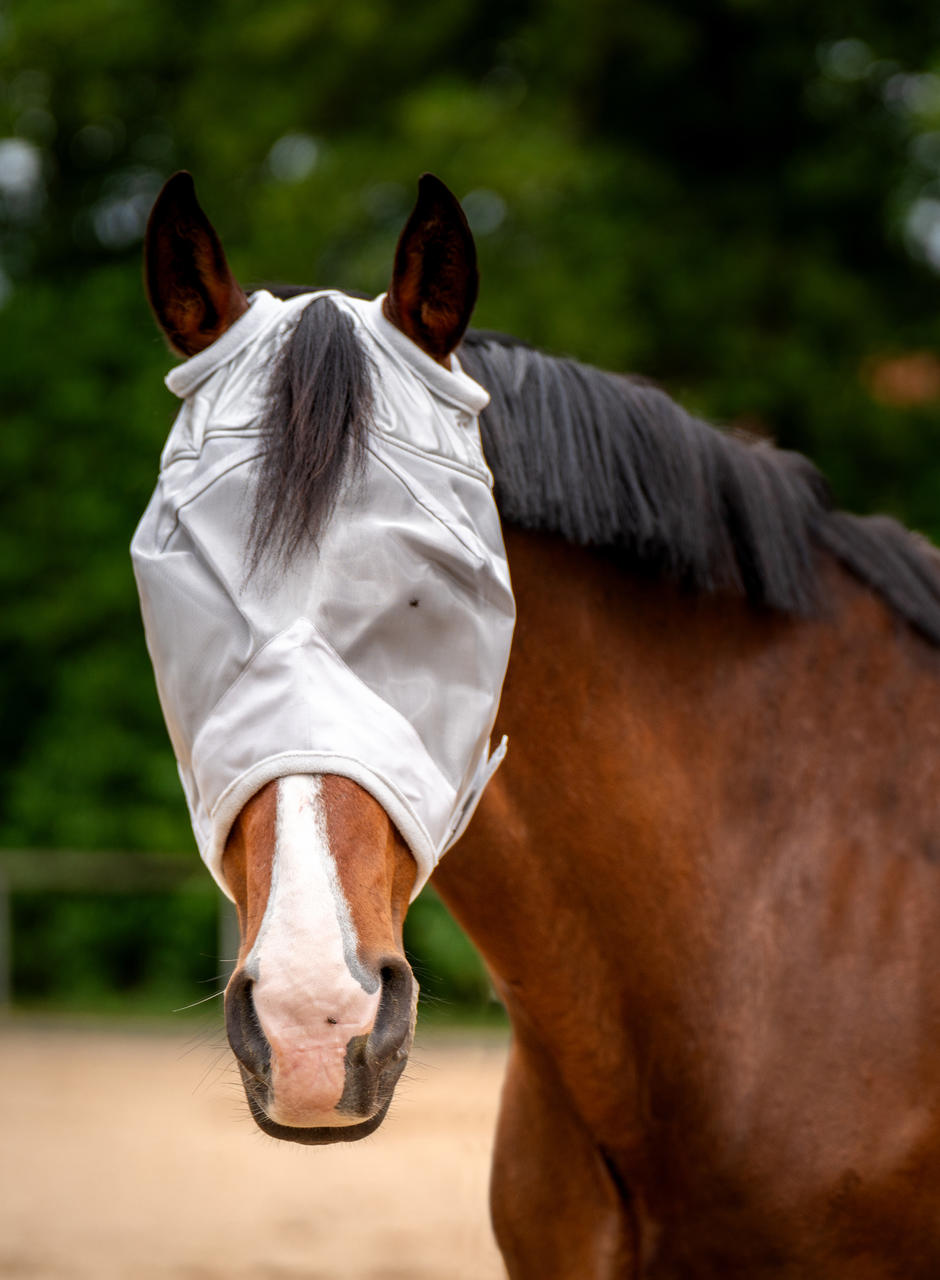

{"left": 224, "top": 955, "right": 416, "bottom": 1145}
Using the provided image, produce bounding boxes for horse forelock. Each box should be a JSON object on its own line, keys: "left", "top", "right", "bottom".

{"left": 248, "top": 294, "right": 374, "bottom": 572}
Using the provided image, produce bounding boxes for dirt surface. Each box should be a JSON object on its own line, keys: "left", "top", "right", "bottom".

{"left": 0, "top": 1020, "right": 509, "bottom": 1279}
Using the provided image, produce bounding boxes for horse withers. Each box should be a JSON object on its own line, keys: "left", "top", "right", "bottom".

{"left": 138, "top": 172, "right": 940, "bottom": 1277}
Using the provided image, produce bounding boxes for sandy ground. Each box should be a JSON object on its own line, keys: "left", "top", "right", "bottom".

{"left": 0, "top": 1020, "right": 509, "bottom": 1279}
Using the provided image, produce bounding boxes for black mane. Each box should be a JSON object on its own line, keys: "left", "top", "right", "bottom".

{"left": 256, "top": 290, "right": 940, "bottom": 645}
{"left": 461, "top": 331, "right": 940, "bottom": 646}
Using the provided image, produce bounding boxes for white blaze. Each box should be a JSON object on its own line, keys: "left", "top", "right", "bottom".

{"left": 247, "top": 774, "right": 381, "bottom": 1126}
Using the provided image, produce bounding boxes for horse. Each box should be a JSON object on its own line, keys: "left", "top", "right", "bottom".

{"left": 137, "top": 171, "right": 940, "bottom": 1279}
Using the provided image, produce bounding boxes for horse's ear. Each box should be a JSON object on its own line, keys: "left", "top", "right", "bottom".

{"left": 144, "top": 171, "right": 248, "bottom": 356}
{"left": 384, "top": 173, "right": 478, "bottom": 363}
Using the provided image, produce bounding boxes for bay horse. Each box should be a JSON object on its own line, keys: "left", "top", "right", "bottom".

{"left": 139, "top": 171, "right": 940, "bottom": 1278}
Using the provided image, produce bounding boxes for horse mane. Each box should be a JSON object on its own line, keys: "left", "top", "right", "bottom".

{"left": 256, "top": 289, "right": 940, "bottom": 646}
{"left": 461, "top": 331, "right": 940, "bottom": 647}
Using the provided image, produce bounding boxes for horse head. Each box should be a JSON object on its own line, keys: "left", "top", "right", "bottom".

{"left": 137, "top": 172, "right": 511, "bottom": 1143}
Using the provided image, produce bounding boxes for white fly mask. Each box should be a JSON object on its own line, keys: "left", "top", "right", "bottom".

{"left": 131, "top": 289, "right": 515, "bottom": 900}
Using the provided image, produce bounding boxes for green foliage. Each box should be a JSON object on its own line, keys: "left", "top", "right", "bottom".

{"left": 3, "top": 0, "right": 940, "bottom": 1006}
{"left": 12, "top": 887, "right": 220, "bottom": 1010}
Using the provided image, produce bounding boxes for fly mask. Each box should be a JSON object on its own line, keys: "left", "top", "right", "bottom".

{"left": 131, "top": 287, "right": 516, "bottom": 899}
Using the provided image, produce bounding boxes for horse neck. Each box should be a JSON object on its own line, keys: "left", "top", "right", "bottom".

{"left": 435, "top": 527, "right": 751, "bottom": 992}
{"left": 433, "top": 524, "right": 940, "bottom": 1038}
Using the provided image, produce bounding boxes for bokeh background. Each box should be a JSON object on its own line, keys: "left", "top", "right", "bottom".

{"left": 3, "top": 0, "right": 940, "bottom": 1016}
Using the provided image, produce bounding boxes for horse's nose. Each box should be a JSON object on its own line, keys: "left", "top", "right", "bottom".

{"left": 366, "top": 956, "right": 416, "bottom": 1068}
{"left": 334, "top": 956, "right": 416, "bottom": 1118}
{"left": 224, "top": 969, "right": 269, "bottom": 1084}
{"left": 224, "top": 955, "right": 416, "bottom": 1128}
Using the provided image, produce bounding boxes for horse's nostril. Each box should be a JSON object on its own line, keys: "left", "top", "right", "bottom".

{"left": 366, "top": 957, "right": 414, "bottom": 1067}
{"left": 225, "top": 969, "right": 270, "bottom": 1079}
